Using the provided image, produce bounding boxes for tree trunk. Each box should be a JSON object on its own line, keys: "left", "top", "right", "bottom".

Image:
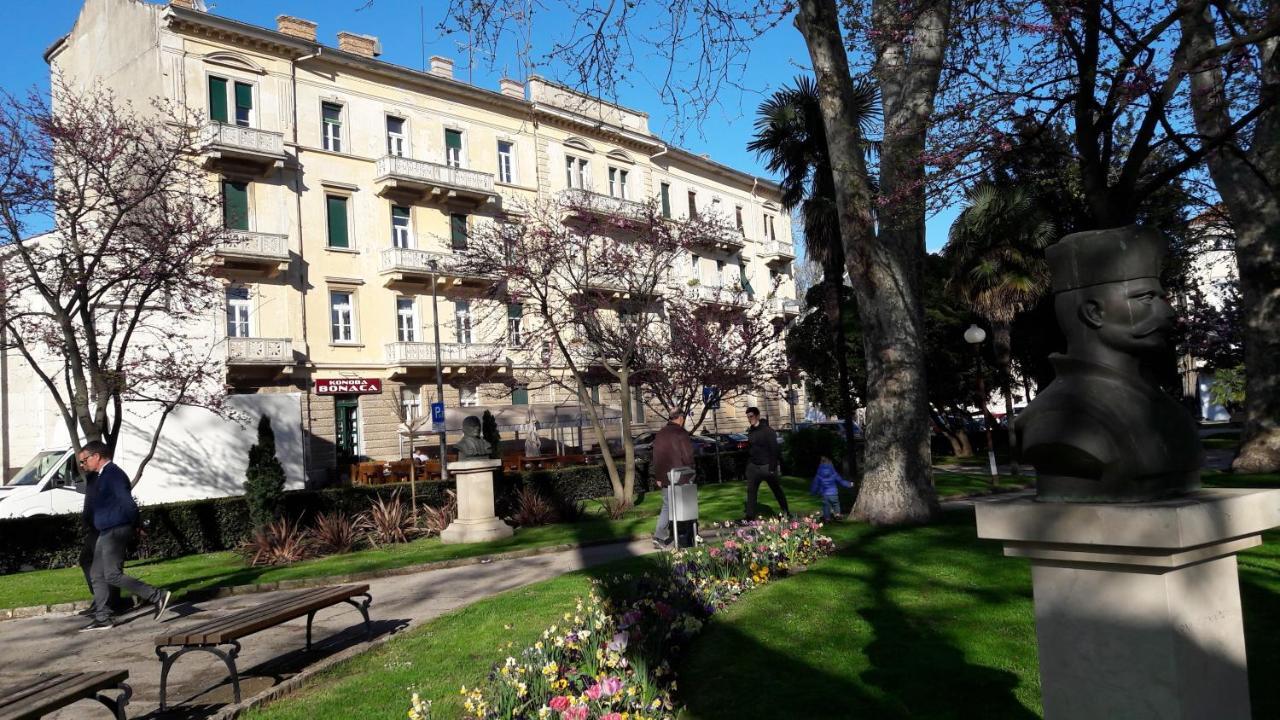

{"left": 823, "top": 274, "right": 859, "bottom": 479}
{"left": 1180, "top": 0, "right": 1280, "bottom": 473}
{"left": 991, "top": 321, "right": 1021, "bottom": 476}
{"left": 796, "top": 0, "right": 941, "bottom": 525}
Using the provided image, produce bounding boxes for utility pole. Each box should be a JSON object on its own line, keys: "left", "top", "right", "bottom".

{"left": 430, "top": 261, "right": 448, "bottom": 480}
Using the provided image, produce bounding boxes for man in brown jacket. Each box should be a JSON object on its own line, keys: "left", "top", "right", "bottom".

{"left": 651, "top": 409, "right": 694, "bottom": 547}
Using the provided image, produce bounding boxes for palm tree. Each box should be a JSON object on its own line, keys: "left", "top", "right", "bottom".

{"left": 944, "top": 183, "right": 1055, "bottom": 475}
{"left": 749, "top": 75, "right": 879, "bottom": 482}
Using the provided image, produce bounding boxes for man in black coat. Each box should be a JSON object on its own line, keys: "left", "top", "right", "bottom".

{"left": 743, "top": 407, "right": 789, "bottom": 520}
{"left": 77, "top": 467, "right": 128, "bottom": 617}
{"left": 79, "top": 441, "right": 171, "bottom": 631}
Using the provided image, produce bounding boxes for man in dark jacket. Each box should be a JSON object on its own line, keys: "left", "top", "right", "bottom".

{"left": 77, "top": 468, "right": 127, "bottom": 617}
{"left": 79, "top": 441, "right": 171, "bottom": 631}
{"left": 744, "top": 407, "right": 790, "bottom": 520}
{"left": 650, "top": 409, "right": 694, "bottom": 548}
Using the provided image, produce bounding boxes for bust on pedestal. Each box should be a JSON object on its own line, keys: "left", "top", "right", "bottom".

{"left": 975, "top": 225, "right": 1280, "bottom": 719}
{"left": 441, "top": 416, "right": 513, "bottom": 544}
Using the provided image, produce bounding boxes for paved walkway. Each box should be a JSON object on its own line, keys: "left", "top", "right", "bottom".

{"left": 0, "top": 538, "right": 656, "bottom": 719}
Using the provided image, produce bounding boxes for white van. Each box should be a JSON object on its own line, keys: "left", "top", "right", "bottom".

{"left": 0, "top": 448, "right": 82, "bottom": 518}
{"left": 0, "top": 393, "right": 306, "bottom": 520}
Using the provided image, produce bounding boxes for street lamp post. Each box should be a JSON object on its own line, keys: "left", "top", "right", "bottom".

{"left": 964, "top": 324, "right": 999, "bottom": 486}
{"left": 429, "top": 261, "right": 448, "bottom": 481}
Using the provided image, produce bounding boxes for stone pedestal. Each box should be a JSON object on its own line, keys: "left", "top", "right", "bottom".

{"left": 440, "top": 458, "right": 512, "bottom": 544}
{"left": 976, "top": 488, "right": 1280, "bottom": 720}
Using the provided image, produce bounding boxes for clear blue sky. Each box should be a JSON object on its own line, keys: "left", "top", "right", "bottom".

{"left": 2, "top": 0, "right": 957, "bottom": 251}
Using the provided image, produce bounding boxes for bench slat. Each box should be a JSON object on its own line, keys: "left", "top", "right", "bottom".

{"left": 161, "top": 587, "right": 337, "bottom": 644}
{"left": 0, "top": 671, "right": 128, "bottom": 720}
{"left": 156, "top": 584, "right": 369, "bottom": 646}
{"left": 165, "top": 586, "right": 359, "bottom": 645}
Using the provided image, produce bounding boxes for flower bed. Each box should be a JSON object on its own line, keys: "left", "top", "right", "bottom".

{"left": 410, "top": 517, "right": 836, "bottom": 719}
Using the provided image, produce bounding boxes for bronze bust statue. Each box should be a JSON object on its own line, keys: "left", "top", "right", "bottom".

{"left": 454, "top": 415, "right": 492, "bottom": 460}
{"left": 1018, "top": 225, "right": 1202, "bottom": 502}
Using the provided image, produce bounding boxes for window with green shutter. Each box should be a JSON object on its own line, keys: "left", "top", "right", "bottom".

{"left": 445, "top": 129, "right": 463, "bottom": 167}
{"left": 660, "top": 183, "right": 671, "bottom": 218}
{"left": 222, "top": 180, "right": 249, "bottom": 230}
{"left": 450, "top": 213, "right": 468, "bottom": 250}
{"left": 326, "top": 195, "right": 350, "bottom": 248}
{"left": 233, "top": 82, "right": 253, "bottom": 127}
{"left": 512, "top": 386, "right": 529, "bottom": 405}
{"left": 208, "top": 76, "right": 228, "bottom": 123}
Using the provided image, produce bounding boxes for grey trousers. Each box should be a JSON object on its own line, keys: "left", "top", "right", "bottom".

{"left": 91, "top": 524, "right": 158, "bottom": 622}
{"left": 80, "top": 526, "right": 123, "bottom": 610}
{"left": 654, "top": 486, "right": 672, "bottom": 542}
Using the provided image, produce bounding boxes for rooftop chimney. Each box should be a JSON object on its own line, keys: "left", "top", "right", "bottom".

{"left": 277, "top": 15, "right": 317, "bottom": 42}
{"left": 337, "top": 32, "right": 380, "bottom": 58}
{"left": 429, "top": 56, "right": 455, "bottom": 79}
{"left": 499, "top": 78, "right": 525, "bottom": 99}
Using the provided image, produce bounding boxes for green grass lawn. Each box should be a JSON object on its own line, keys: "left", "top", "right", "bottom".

{"left": 0, "top": 473, "right": 1005, "bottom": 611}
{"left": 243, "top": 474, "right": 1280, "bottom": 720}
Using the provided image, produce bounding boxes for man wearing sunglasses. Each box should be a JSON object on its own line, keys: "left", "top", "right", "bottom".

{"left": 78, "top": 441, "right": 172, "bottom": 631}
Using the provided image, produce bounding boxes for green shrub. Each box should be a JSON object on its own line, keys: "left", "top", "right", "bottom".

{"left": 244, "top": 416, "right": 286, "bottom": 529}
{"left": 782, "top": 428, "right": 846, "bottom": 478}
{"left": 481, "top": 410, "right": 502, "bottom": 459}
{"left": 0, "top": 463, "right": 623, "bottom": 575}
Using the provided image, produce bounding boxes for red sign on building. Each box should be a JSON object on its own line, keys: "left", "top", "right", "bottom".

{"left": 314, "top": 378, "right": 383, "bottom": 395}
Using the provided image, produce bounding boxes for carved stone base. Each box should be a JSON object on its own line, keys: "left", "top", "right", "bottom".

{"left": 976, "top": 488, "right": 1280, "bottom": 720}
{"left": 440, "top": 458, "right": 512, "bottom": 545}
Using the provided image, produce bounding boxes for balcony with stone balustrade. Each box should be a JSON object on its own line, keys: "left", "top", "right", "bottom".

{"left": 378, "top": 246, "right": 496, "bottom": 294}
{"left": 374, "top": 156, "right": 498, "bottom": 207}
{"left": 226, "top": 337, "right": 294, "bottom": 378}
{"left": 212, "top": 230, "right": 291, "bottom": 278}
{"left": 758, "top": 239, "right": 796, "bottom": 266}
{"left": 560, "top": 189, "right": 648, "bottom": 224}
{"left": 199, "top": 123, "right": 287, "bottom": 174}
{"left": 385, "top": 341, "right": 509, "bottom": 378}
{"left": 676, "top": 282, "right": 750, "bottom": 309}
{"left": 769, "top": 296, "right": 803, "bottom": 318}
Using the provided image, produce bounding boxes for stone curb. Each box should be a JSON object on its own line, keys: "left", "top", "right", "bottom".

{"left": 0, "top": 532, "right": 663, "bottom": 622}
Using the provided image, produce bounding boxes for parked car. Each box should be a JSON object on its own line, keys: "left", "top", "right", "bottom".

{"left": 632, "top": 431, "right": 719, "bottom": 461}
{"left": 793, "top": 420, "right": 865, "bottom": 441}
{"left": 0, "top": 448, "right": 83, "bottom": 519}
{"left": 700, "top": 432, "right": 750, "bottom": 452}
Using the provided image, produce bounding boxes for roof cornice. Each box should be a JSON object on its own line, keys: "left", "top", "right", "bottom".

{"left": 163, "top": 5, "right": 779, "bottom": 196}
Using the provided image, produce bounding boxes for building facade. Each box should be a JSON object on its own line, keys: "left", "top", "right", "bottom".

{"left": 38, "top": 0, "right": 806, "bottom": 485}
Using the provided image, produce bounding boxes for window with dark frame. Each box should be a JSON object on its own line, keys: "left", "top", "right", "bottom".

{"left": 322, "top": 102, "right": 343, "bottom": 152}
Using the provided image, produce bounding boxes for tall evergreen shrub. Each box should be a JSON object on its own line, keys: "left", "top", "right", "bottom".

{"left": 244, "top": 416, "right": 286, "bottom": 529}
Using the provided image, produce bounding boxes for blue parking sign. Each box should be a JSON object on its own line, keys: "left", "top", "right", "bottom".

{"left": 702, "top": 386, "right": 720, "bottom": 410}
{"left": 430, "top": 402, "right": 445, "bottom": 427}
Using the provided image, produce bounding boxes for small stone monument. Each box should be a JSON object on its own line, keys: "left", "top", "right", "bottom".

{"left": 441, "top": 416, "right": 512, "bottom": 544}
{"left": 976, "top": 225, "right": 1280, "bottom": 719}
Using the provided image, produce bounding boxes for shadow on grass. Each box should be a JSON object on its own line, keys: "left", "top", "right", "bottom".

{"left": 678, "top": 514, "right": 1039, "bottom": 720}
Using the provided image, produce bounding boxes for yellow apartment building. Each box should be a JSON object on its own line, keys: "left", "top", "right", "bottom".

{"left": 43, "top": 0, "right": 808, "bottom": 485}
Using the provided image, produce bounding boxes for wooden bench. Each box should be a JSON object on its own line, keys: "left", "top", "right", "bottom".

{"left": 0, "top": 671, "right": 131, "bottom": 720}
{"left": 153, "top": 584, "right": 372, "bottom": 710}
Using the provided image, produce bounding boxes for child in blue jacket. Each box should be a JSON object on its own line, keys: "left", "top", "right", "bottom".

{"left": 810, "top": 456, "right": 852, "bottom": 521}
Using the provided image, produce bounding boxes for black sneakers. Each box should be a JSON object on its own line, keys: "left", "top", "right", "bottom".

{"left": 79, "top": 618, "right": 113, "bottom": 632}
{"left": 152, "top": 590, "right": 172, "bottom": 621}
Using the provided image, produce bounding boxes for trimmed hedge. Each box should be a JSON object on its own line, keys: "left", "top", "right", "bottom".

{"left": 633, "top": 450, "right": 748, "bottom": 490}
{"left": 0, "top": 465, "right": 609, "bottom": 576}
{"left": 782, "top": 427, "right": 847, "bottom": 478}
